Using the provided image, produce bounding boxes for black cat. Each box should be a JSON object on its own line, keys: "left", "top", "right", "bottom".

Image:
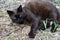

{"left": 7, "top": 1, "right": 60, "bottom": 38}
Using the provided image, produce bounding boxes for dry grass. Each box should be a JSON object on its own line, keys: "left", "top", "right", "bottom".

{"left": 0, "top": 0, "right": 60, "bottom": 40}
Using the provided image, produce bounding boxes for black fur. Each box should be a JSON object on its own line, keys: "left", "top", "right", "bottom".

{"left": 7, "top": 1, "right": 60, "bottom": 38}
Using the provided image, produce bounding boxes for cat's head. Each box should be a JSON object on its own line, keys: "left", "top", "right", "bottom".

{"left": 7, "top": 5, "right": 27, "bottom": 24}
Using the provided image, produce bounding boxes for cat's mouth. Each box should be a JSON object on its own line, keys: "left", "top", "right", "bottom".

{"left": 12, "top": 19, "right": 24, "bottom": 24}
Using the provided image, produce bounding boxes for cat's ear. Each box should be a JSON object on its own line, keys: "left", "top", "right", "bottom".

{"left": 17, "top": 5, "right": 23, "bottom": 12}
{"left": 7, "top": 10, "right": 14, "bottom": 16}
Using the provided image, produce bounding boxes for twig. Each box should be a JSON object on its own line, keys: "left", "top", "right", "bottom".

{"left": 2, "top": 27, "right": 21, "bottom": 37}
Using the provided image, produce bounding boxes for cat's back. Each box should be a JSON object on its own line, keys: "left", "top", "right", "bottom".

{"left": 25, "top": 0, "right": 53, "bottom": 18}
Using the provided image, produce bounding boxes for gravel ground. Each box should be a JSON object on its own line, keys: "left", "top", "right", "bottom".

{"left": 0, "top": 0, "right": 60, "bottom": 40}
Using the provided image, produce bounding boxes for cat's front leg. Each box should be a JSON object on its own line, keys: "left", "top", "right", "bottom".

{"left": 29, "top": 18, "right": 39, "bottom": 38}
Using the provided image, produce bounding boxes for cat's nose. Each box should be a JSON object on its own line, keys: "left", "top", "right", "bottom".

{"left": 19, "top": 19, "right": 24, "bottom": 24}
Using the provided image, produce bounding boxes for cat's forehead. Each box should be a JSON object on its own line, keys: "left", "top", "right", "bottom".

{"left": 13, "top": 8, "right": 23, "bottom": 14}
